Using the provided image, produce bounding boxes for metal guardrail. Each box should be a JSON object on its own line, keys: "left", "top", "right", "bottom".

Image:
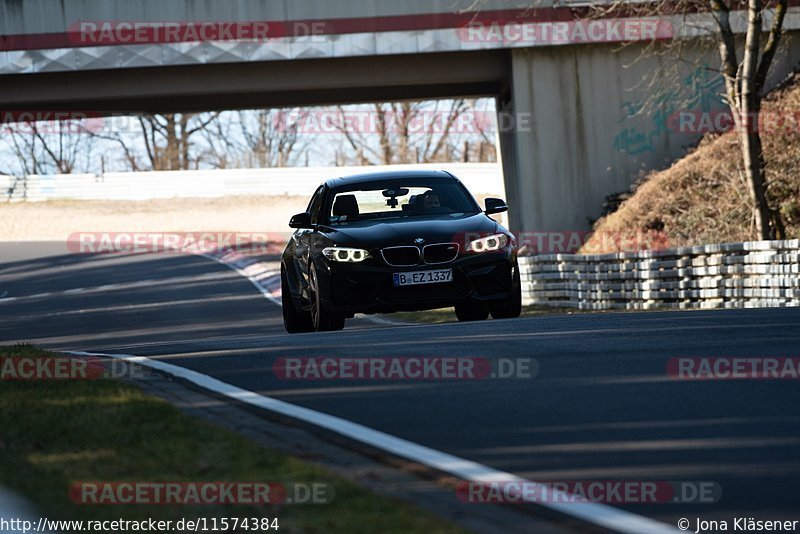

{"left": 1, "top": 163, "right": 504, "bottom": 202}
{"left": 520, "top": 240, "right": 800, "bottom": 310}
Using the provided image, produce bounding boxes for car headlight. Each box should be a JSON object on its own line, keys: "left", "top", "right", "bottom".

{"left": 323, "top": 247, "right": 371, "bottom": 263}
{"left": 466, "top": 233, "right": 509, "bottom": 253}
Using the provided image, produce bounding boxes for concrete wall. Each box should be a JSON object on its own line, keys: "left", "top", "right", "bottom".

{"left": 503, "top": 36, "right": 800, "bottom": 234}
{"left": 2, "top": 163, "right": 504, "bottom": 202}
{"left": 3, "top": 0, "right": 800, "bottom": 238}
{"left": 0, "top": 0, "right": 529, "bottom": 34}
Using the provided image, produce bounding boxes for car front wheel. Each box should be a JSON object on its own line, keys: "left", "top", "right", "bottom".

{"left": 309, "top": 265, "right": 346, "bottom": 332}
{"left": 281, "top": 267, "right": 314, "bottom": 334}
{"left": 490, "top": 265, "right": 522, "bottom": 319}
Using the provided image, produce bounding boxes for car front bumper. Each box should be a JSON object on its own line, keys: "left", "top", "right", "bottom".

{"left": 315, "top": 247, "right": 518, "bottom": 314}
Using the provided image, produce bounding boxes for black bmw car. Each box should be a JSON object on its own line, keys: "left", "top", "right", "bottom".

{"left": 281, "top": 170, "right": 521, "bottom": 333}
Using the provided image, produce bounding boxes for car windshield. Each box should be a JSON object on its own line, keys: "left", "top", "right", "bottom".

{"left": 326, "top": 177, "right": 480, "bottom": 225}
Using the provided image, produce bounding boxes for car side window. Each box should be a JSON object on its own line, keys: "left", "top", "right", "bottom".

{"left": 307, "top": 186, "right": 325, "bottom": 224}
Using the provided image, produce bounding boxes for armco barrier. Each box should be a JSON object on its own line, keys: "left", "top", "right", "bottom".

{"left": 1, "top": 163, "right": 503, "bottom": 202}
{"left": 520, "top": 240, "right": 800, "bottom": 310}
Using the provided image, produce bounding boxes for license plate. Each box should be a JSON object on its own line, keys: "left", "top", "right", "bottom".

{"left": 393, "top": 269, "right": 453, "bottom": 287}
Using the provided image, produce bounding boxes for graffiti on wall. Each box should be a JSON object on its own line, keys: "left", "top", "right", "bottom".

{"left": 613, "top": 66, "right": 726, "bottom": 156}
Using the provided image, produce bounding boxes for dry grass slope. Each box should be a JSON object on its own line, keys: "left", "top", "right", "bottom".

{"left": 587, "top": 72, "right": 800, "bottom": 252}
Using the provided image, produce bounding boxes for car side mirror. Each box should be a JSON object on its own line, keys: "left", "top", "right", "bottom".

{"left": 484, "top": 198, "right": 508, "bottom": 215}
{"left": 289, "top": 212, "right": 313, "bottom": 229}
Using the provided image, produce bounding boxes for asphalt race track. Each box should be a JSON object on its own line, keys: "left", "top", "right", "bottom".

{"left": 2, "top": 243, "right": 799, "bottom": 530}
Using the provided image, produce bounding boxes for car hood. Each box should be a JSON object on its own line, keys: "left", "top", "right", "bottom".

{"left": 321, "top": 213, "right": 502, "bottom": 249}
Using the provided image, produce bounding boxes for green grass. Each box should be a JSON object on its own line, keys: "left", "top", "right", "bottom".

{"left": 0, "top": 344, "right": 465, "bottom": 533}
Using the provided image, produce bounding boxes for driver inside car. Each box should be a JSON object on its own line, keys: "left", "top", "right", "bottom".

{"left": 423, "top": 192, "right": 441, "bottom": 210}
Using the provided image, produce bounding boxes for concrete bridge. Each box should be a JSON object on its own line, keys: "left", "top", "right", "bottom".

{"left": 2, "top": 0, "right": 800, "bottom": 233}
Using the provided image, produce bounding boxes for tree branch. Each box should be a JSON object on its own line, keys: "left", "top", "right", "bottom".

{"left": 755, "top": 0, "right": 787, "bottom": 95}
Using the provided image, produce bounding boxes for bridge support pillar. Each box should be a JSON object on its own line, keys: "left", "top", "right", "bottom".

{"left": 500, "top": 38, "right": 800, "bottom": 242}
{"left": 499, "top": 44, "right": 725, "bottom": 240}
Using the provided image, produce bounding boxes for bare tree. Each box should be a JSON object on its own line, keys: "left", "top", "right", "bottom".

{"left": 201, "top": 109, "right": 310, "bottom": 168}
{"left": 0, "top": 119, "right": 95, "bottom": 175}
{"left": 238, "top": 109, "right": 307, "bottom": 167}
{"left": 98, "top": 130, "right": 145, "bottom": 172}
{"left": 201, "top": 113, "right": 237, "bottom": 169}
{"left": 712, "top": 0, "right": 788, "bottom": 239}
{"left": 591, "top": 0, "right": 787, "bottom": 239}
{"left": 139, "top": 113, "right": 219, "bottom": 171}
{"left": 332, "top": 99, "right": 496, "bottom": 165}
{"left": 91, "top": 113, "right": 219, "bottom": 171}
{"left": 465, "top": 0, "right": 787, "bottom": 239}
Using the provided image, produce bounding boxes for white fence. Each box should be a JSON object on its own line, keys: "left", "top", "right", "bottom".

{"left": 520, "top": 240, "right": 800, "bottom": 310}
{"left": 1, "top": 163, "right": 504, "bottom": 202}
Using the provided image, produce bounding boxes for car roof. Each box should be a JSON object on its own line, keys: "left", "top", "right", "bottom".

{"left": 324, "top": 170, "right": 459, "bottom": 189}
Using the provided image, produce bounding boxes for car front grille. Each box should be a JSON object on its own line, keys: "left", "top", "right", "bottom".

{"left": 381, "top": 243, "right": 460, "bottom": 266}
{"left": 381, "top": 246, "right": 421, "bottom": 267}
{"left": 423, "top": 243, "right": 459, "bottom": 264}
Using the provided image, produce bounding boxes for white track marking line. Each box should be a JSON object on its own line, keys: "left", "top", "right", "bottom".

{"left": 0, "top": 271, "right": 237, "bottom": 305}
{"left": 67, "top": 350, "right": 680, "bottom": 534}
{"left": 199, "top": 251, "right": 411, "bottom": 326}
{"left": 63, "top": 288, "right": 85, "bottom": 295}
{"left": 199, "top": 252, "right": 282, "bottom": 306}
